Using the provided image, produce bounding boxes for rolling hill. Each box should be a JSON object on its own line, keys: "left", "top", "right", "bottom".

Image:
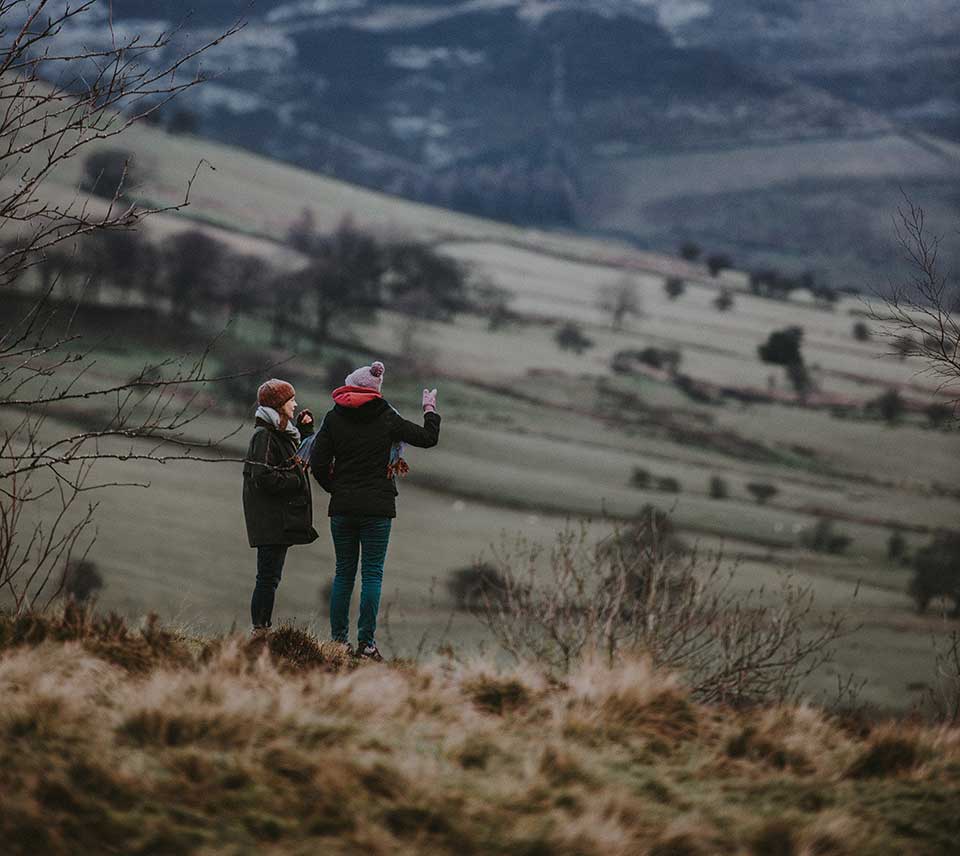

{"left": 31, "top": 0, "right": 960, "bottom": 284}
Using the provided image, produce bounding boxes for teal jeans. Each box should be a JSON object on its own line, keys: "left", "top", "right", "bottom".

{"left": 329, "top": 516, "right": 392, "bottom": 647}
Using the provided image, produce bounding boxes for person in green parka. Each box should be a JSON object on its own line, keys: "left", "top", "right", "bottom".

{"left": 242, "top": 378, "right": 318, "bottom": 631}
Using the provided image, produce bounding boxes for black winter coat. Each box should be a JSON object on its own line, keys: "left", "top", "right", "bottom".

{"left": 309, "top": 399, "right": 441, "bottom": 518}
{"left": 242, "top": 418, "right": 319, "bottom": 547}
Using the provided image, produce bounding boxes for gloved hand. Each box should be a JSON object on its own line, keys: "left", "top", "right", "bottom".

{"left": 422, "top": 388, "right": 438, "bottom": 413}
{"left": 296, "top": 409, "right": 314, "bottom": 428}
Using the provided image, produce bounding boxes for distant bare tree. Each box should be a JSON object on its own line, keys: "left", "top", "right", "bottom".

{"left": 1, "top": 2, "right": 244, "bottom": 613}
{"left": 598, "top": 276, "right": 642, "bottom": 330}
{"left": 161, "top": 230, "right": 229, "bottom": 322}
{"left": 877, "top": 199, "right": 960, "bottom": 403}
{"left": 304, "top": 219, "right": 385, "bottom": 343}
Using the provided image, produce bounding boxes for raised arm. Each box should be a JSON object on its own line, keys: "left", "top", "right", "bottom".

{"left": 392, "top": 410, "right": 441, "bottom": 448}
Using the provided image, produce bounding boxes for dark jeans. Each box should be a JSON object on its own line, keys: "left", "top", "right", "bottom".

{"left": 251, "top": 544, "right": 289, "bottom": 628}
{"left": 329, "top": 516, "right": 392, "bottom": 647}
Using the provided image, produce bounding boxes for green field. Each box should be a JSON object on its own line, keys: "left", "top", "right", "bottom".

{"left": 7, "top": 120, "right": 960, "bottom": 711}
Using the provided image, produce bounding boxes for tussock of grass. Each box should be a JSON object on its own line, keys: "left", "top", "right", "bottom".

{"left": 0, "top": 612, "right": 958, "bottom": 855}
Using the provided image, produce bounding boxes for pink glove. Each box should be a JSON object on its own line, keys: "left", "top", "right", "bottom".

{"left": 422, "top": 388, "right": 438, "bottom": 413}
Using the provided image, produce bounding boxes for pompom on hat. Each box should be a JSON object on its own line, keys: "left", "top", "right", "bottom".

{"left": 257, "top": 378, "right": 296, "bottom": 410}
{"left": 344, "top": 360, "right": 385, "bottom": 392}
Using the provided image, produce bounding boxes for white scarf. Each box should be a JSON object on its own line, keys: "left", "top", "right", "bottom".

{"left": 255, "top": 405, "right": 301, "bottom": 443}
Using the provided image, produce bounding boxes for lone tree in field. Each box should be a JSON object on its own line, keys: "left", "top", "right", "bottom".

{"left": 162, "top": 230, "right": 229, "bottom": 323}
{"left": 598, "top": 277, "right": 643, "bottom": 329}
{"left": 81, "top": 149, "right": 138, "bottom": 201}
{"left": 758, "top": 326, "right": 812, "bottom": 399}
{"left": 714, "top": 288, "right": 734, "bottom": 312}
{"left": 871, "top": 388, "right": 906, "bottom": 425}
{"left": 709, "top": 475, "right": 729, "bottom": 500}
{"left": 386, "top": 242, "right": 469, "bottom": 321}
{"left": 852, "top": 321, "right": 871, "bottom": 342}
{"left": 0, "top": 2, "right": 242, "bottom": 614}
{"left": 297, "top": 219, "right": 386, "bottom": 344}
{"left": 746, "top": 482, "right": 779, "bottom": 505}
{"left": 664, "top": 277, "right": 686, "bottom": 301}
{"left": 707, "top": 253, "right": 733, "bottom": 277}
{"left": 555, "top": 322, "right": 594, "bottom": 355}
{"left": 679, "top": 241, "right": 701, "bottom": 262}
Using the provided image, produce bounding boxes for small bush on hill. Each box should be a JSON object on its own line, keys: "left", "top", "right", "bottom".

{"left": 61, "top": 560, "right": 103, "bottom": 604}
{"left": 852, "top": 321, "right": 871, "bottom": 341}
{"left": 746, "top": 482, "right": 778, "bottom": 505}
{"left": 656, "top": 476, "right": 681, "bottom": 493}
{"left": 554, "top": 322, "right": 594, "bottom": 354}
{"left": 447, "top": 564, "right": 510, "bottom": 612}
{"left": 713, "top": 288, "right": 734, "bottom": 312}
{"left": 870, "top": 389, "right": 905, "bottom": 425}
{"left": 803, "top": 518, "right": 852, "bottom": 555}
{"left": 887, "top": 531, "right": 907, "bottom": 562}
{"left": 709, "top": 476, "right": 729, "bottom": 500}
{"left": 630, "top": 467, "right": 652, "bottom": 489}
{"left": 664, "top": 277, "right": 686, "bottom": 301}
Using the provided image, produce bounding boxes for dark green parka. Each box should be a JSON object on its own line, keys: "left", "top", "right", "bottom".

{"left": 242, "top": 418, "right": 319, "bottom": 547}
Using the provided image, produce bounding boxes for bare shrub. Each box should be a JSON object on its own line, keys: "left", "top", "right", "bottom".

{"left": 926, "top": 629, "right": 960, "bottom": 725}
{"left": 476, "top": 516, "right": 850, "bottom": 705}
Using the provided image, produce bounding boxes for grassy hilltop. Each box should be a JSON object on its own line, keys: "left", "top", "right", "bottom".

{"left": 5, "top": 109, "right": 960, "bottom": 710}
{"left": 1, "top": 610, "right": 959, "bottom": 856}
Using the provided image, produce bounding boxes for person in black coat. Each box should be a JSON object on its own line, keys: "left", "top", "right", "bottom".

{"left": 243, "top": 378, "right": 318, "bottom": 631}
{"left": 310, "top": 360, "right": 440, "bottom": 660}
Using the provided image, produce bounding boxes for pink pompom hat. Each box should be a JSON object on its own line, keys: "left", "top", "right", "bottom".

{"left": 344, "top": 360, "right": 385, "bottom": 392}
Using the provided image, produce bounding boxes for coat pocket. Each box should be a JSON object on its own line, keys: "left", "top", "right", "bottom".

{"left": 282, "top": 494, "right": 311, "bottom": 533}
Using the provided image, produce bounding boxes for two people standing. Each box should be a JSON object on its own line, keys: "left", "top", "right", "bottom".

{"left": 241, "top": 361, "right": 441, "bottom": 660}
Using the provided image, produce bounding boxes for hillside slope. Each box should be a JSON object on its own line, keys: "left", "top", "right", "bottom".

{"left": 1, "top": 612, "right": 958, "bottom": 855}
{"left": 34, "top": 0, "right": 960, "bottom": 281}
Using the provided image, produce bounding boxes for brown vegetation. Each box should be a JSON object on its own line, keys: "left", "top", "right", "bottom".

{"left": 1, "top": 608, "right": 957, "bottom": 855}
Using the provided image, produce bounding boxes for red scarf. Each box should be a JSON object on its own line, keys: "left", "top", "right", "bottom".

{"left": 332, "top": 385, "right": 382, "bottom": 408}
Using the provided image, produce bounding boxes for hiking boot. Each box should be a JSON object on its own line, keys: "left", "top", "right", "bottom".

{"left": 251, "top": 625, "right": 270, "bottom": 639}
{"left": 330, "top": 640, "right": 354, "bottom": 657}
{"left": 356, "top": 642, "right": 383, "bottom": 662}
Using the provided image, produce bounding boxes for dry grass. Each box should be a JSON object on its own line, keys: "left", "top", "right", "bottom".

{"left": 1, "top": 610, "right": 958, "bottom": 855}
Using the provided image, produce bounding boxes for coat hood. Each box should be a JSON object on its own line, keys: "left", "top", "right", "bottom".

{"left": 331, "top": 386, "right": 389, "bottom": 423}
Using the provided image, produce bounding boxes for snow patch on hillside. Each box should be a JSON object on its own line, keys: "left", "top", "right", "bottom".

{"left": 266, "top": 0, "right": 366, "bottom": 24}
{"left": 388, "top": 46, "right": 486, "bottom": 71}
